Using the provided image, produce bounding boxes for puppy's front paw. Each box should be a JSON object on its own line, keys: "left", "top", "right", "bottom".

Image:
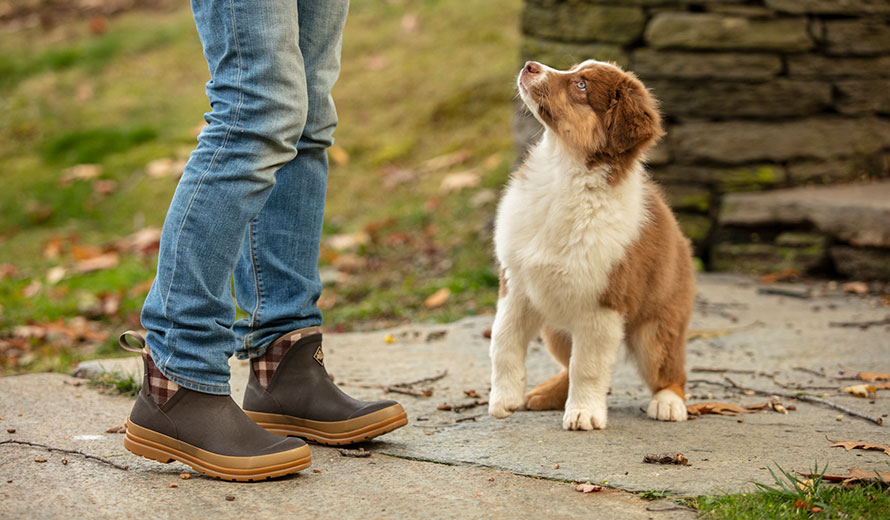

{"left": 647, "top": 389, "right": 688, "bottom": 422}
{"left": 562, "top": 405, "right": 607, "bottom": 431}
{"left": 488, "top": 389, "right": 526, "bottom": 419}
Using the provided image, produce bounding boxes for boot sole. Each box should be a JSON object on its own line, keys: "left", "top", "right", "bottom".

{"left": 245, "top": 404, "right": 408, "bottom": 446}
{"left": 124, "top": 419, "right": 311, "bottom": 482}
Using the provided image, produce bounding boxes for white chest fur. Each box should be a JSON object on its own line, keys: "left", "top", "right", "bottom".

{"left": 494, "top": 132, "right": 648, "bottom": 328}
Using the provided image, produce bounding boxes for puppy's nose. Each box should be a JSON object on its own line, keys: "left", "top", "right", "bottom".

{"left": 524, "top": 61, "right": 542, "bottom": 75}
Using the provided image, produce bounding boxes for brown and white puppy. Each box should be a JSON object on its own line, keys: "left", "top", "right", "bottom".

{"left": 488, "top": 60, "right": 695, "bottom": 430}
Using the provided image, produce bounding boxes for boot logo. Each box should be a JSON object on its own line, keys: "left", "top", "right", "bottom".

{"left": 313, "top": 345, "right": 325, "bottom": 366}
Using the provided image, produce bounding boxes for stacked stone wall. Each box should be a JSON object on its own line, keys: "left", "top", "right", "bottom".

{"left": 517, "top": 0, "right": 890, "bottom": 279}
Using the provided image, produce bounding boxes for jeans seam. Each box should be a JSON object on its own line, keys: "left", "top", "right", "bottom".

{"left": 160, "top": 0, "right": 246, "bottom": 359}
{"left": 246, "top": 218, "right": 264, "bottom": 350}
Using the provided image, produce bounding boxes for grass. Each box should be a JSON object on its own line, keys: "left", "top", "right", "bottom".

{"left": 88, "top": 370, "right": 141, "bottom": 397}
{"left": 689, "top": 463, "right": 890, "bottom": 519}
{"left": 0, "top": 0, "right": 521, "bottom": 374}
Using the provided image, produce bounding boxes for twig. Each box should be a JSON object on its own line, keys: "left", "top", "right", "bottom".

{"left": 793, "top": 366, "right": 860, "bottom": 381}
{"left": 756, "top": 287, "right": 812, "bottom": 299}
{"left": 691, "top": 367, "right": 756, "bottom": 374}
{"left": 721, "top": 377, "right": 883, "bottom": 426}
{"left": 383, "top": 386, "right": 428, "bottom": 397}
{"left": 338, "top": 448, "right": 371, "bottom": 458}
{"left": 829, "top": 318, "right": 890, "bottom": 330}
{"left": 0, "top": 439, "right": 129, "bottom": 470}
{"left": 392, "top": 370, "right": 448, "bottom": 388}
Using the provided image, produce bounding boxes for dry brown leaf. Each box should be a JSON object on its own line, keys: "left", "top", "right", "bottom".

{"left": 424, "top": 288, "right": 451, "bottom": 308}
{"left": 842, "top": 281, "right": 869, "bottom": 295}
{"left": 842, "top": 384, "right": 877, "bottom": 399}
{"left": 686, "top": 402, "right": 755, "bottom": 416}
{"left": 43, "top": 236, "right": 63, "bottom": 259}
{"left": 440, "top": 171, "right": 480, "bottom": 193}
{"left": 116, "top": 228, "right": 162, "bottom": 255}
{"left": 687, "top": 329, "right": 730, "bottom": 341}
{"left": 421, "top": 150, "right": 471, "bottom": 173}
{"left": 60, "top": 164, "right": 101, "bottom": 184}
{"left": 759, "top": 269, "right": 800, "bottom": 284}
{"left": 807, "top": 468, "right": 890, "bottom": 486}
{"left": 858, "top": 372, "right": 890, "bottom": 382}
{"left": 74, "top": 253, "right": 119, "bottom": 273}
{"left": 831, "top": 441, "right": 890, "bottom": 457}
{"left": 71, "top": 244, "right": 104, "bottom": 261}
{"left": 328, "top": 145, "right": 349, "bottom": 165}
{"left": 643, "top": 452, "right": 690, "bottom": 466}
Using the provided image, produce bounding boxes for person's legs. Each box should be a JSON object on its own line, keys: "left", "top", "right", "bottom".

{"left": 141, "top": 0, "right": 309, "bottom": 394}
{"left": 232, "top": 0, "right": 348, "bottom": 357}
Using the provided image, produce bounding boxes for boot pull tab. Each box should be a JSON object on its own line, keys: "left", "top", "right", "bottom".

{"left": 119, "top": 331, "right": 147, "bottom": 353}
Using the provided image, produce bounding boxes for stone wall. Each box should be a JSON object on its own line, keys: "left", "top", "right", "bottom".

{"left": 517, "top": 0, "right": 890, "bottom": 279}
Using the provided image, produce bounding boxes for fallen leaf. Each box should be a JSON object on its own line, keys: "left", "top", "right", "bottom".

{"left": 843, "top": 384, "right": 877, "bottom": 399}
{"left": 92, "top": 180, "right": 117, "bottom": 196}
{"left": 805, "top": 468, "right": 890, "bottom": 486}
{"left": 440, "top": 171, "right": 480, "bottom": 193}
{"left": 179, "top": 473, "right": 191, "bottom": 480}
{"left": 421, "top": 150, "right": 471, "bottom": 173}
{"left": 105, "top": 425, "right": 126, "bottom": 434}
{"left": 424, "top": 288, "right": 451, "bottom": 308}
{"left": 326, "top": 232, "right": 369, "bottom": 252}
{"left": 687, "top": 329, "right": 730, "bottom": 341}
{"left": 225, "top": 494, "right": 236, "bottom": 501}
{"left": 46, "top": 266, "right": 66, "bottom": 285}
{"left": 22, "top": 280, "right": 42, "bottom": 298}
{"left": 831, "top": 441, "right": 890, "bottom": 457}
{"left": 759, "top": 269, "right": 800, "bottom": 284}
{"left": 384, "top": 333, "right": 397, "bottom": 344}
{"left": 400, "top": 13, "right": 419, "bottom": 33}
{"left": 0, "top": 264, "right": 17, "bottom": 280}
{"left": 328, "top": 145, "right": 349, "bottom": 165}
{"left": 686, "top": 402, "right": 755, "bottom": 416}
{"left": 169, "top": 482, "right": 178, "bottom": 488}
{"left": 116, "top": 228, "right": 162, "bottom": 255}
{"left": 60, "top": 164, "right": 101, "bottom": 184}
{"left": 643, "top": 453, "right": 690, "bottom": 466}
{"left": 34, "top": 457, "right": 47, "bottom": 463}
{"left": 575, "top": 484, "right": 604, "bottom": 493}
{"left": 128, "top": 278, "right": 155, "bottom": 297}
{"left": 842, "top": 281, "right": 869, "bottom": 295}
{"left": 858, "top": 372, "right": 890, "bottom": 382}
{"left": 71, "top": 244, "right": 104, "bottom": 261}
{"left": 146, "top": 158, "right": 187, "bottom": 178}
{"left": 463, "top": 389, "right": 480, "bottom": 398}
{"left": 436, "top": 403, "right": 453, "bottom": 411}
{"left": 74, "top": 253, "right": 119, "bottom": 273}
{"left": 42, "top": 237, "right": 63, "bottom": 259}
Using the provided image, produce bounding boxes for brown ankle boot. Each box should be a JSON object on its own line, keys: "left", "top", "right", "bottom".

{"left": 243, "top": 327, "right": 407, "bottom": 445}
{"left": 120, "top": 332, "right": 311, "bottom": 481}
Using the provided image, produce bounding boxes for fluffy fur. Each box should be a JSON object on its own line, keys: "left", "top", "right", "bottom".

{"left": 488, "top": 60, "right": 695, "bottom": 430}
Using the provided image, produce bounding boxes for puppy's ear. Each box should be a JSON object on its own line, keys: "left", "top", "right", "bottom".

{"left": 603, "top": 74, "right": 664, "bottom": 155}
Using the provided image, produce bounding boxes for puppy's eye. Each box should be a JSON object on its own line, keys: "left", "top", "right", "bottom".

{"left": 576, "top": 81, "right": 586, "bottom": 90}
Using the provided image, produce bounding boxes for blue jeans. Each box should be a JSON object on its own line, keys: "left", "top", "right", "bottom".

{"left": 141, "top": 0, "right": 349, "bottom": 395}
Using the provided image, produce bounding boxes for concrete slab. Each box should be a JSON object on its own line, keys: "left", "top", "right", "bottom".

{"left": 2, "top": 274, "right": 889, "bottom": 518}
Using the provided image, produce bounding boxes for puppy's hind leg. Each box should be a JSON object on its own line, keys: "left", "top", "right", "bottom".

{"left": 525, "top": 327, "right": 570, "bottom": 411}
{"left": 489, "top": 275, "right": 542, "bottom": 419}
{"left": 628, "top": 320, "right": 688, "bottom": 422}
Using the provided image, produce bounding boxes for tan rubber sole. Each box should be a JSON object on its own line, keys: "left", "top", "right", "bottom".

{"left": 124, "top": 419, "right": 311, "bottom": 482}
{"left": 245, "top": 404, "right": 408, "bottom": 446}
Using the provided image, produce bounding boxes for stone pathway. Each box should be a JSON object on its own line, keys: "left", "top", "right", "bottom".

{"left": 2, "top": 274, "right": 888, "bottom": 519}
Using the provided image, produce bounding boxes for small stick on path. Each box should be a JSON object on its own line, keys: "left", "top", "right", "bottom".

{"left": 723, "top": 377, "right": 882, "bottom": 426}
{"left": 689, "top": 378, "right": 883, "bottom": 426}
{"left": 0, "top": 439, "right": 130, "bottom": 470}
{"left": 828, "top": 317, "right": 890, "bottom": 330}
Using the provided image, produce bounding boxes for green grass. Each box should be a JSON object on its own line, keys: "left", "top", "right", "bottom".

{"left": 0, "top": 0, "right": 521, "bottom": 374}
{"left": 690, "top": 464, "right": 890, "bottom": 519}
{"left": 88, "top": 370, "right": 141, "bottom": 397}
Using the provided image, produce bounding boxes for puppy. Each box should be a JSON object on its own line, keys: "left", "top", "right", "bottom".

{"left": 488, "top": 60, "right": 695, "bottom": 430}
